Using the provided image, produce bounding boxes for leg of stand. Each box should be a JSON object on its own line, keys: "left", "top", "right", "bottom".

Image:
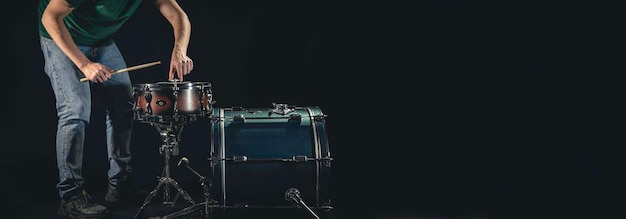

{"left": 162, "top": 150, "right": 173, "bottom": 206}
{"left": 135, "top": 167, "right": 196, "bottom": 218}
{"left": 160, "top": 158, "right": 215, "bottom": 219}
{"left": 169, "top": 178, "right": 196, "bottom": 205}
{"left": 135, "top": 131, "right": 196, "bottom": 218}
{"left": 134, "top": 178, "right": 167, "bottom": 219}
{"left": 157, "top": 202, "right": 208, "bottom": 219}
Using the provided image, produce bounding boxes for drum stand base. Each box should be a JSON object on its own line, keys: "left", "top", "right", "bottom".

{"left": 155, "top": 201, "right": 213, "bottom": 219}
{"left": 134, "top": 123, "right": 196, "bottom": 219}
{"left": 157, "top": 158, "right": 216, "bottom": 219}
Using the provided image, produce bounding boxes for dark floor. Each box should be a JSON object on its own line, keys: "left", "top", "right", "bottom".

{"left": 14, "top": 189, "right": 339, "bottom": 219}
{"left": 8, "top": 182, "right": 495, "bottom": 219}
{"left": 12, "top": 194, "right": 491, "bottom": 219}
{"left": 12, "top": 184, "right": 626, "bottom": 219}
{"left": 15, "top": 201, "right": 492, "bottom": 219}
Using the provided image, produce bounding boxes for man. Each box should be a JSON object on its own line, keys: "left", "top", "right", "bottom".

{"left": 38, "top": 0, "right": 194, "bottom": 218}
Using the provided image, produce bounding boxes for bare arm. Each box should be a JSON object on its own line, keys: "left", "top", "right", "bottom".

{"left": 154, "top": 0, "right": 194, "bottom": 81}
{"left": 41, "top": 0, "right": 112, "bottom": 82}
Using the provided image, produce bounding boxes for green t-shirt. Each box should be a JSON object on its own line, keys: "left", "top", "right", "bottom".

{"left": 38, "top": 0, "right": 145, "bottom": 46}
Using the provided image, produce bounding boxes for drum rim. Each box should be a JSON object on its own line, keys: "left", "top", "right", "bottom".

{"left": 133, "top": 81, "right": 212, "bottom": 91}
{"left": 156, "top": 81, "right": 211, "bottom": 86}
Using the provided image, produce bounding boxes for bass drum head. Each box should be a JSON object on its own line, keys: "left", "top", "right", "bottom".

{"left": 209, "top": 106, "right": 332, "bottom": 211}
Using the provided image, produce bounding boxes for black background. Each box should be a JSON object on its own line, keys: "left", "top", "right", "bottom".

{"left": 2, "top": 0, "right": 626, "bottom": 218}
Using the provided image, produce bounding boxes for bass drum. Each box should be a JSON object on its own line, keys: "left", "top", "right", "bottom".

{"left": 208, "top": 105, "right": 333, "bottom": 211}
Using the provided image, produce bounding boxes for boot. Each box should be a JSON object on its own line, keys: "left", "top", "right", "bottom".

{"left": 104, "top": 178, "right": 150, "bottom": 207}
{"left": 58, "top": 190, "right": 109, "bottom": 219}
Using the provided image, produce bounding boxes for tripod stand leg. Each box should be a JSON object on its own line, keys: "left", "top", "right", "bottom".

{"left": 134, "top": 178, "right": 166, "bottom": 219}
{"left": 158, "top": 202, "right": 208, "bottom": 219}
{"left": 169, "top": 179, "right": 196, "bottom": 205}
{"left": 159, "top": 157, "right": 214, "bottom": 219}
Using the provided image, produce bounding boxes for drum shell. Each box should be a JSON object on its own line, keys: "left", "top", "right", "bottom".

{"left": 133, "top": 82, "right": 212, "bottom": 116}
{"left": 209, "top": 106, "right": 332, "bottom": 209}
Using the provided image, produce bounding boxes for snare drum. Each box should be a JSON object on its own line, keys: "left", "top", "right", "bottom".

{"left": 133, "top": 81, "right": 213, "bottom": 122}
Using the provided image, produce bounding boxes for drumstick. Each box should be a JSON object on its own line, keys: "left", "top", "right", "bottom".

{"left": 79, "top": 61, "right": 162, "bottom": 82}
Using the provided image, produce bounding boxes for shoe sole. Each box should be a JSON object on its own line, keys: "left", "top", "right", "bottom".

{"left": 57, "top": 208, "right": 109, "bottom": 219}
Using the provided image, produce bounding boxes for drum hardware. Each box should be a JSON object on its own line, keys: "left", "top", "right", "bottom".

{"left": 137, "top": 104, "right": 334, "bottom": 218}
{"left": 130, "top": 81, "right": 215, "bottom": 218}
{"left": 285, "top": 188, "right": 321, "bottom": 219}
{"left": 207, "top": 155, "right": 330, "bottom": 163}
{"left": 156, "top": 157, "right": 217, "bottom": 219}
{"left": 134, "top": 122, "right": 197, "bottom": 219}
{"left": 270, "top": 103, "right": 294, "bottom": 115}
{"left": 133, "top": 79, "right": 215, "bottom": 218}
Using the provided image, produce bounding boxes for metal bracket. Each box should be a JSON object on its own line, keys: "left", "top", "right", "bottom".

{"left": 233, "top": 114, "right": 245, "bottom": 123}
{"left": 271, "top": 103, "right": 294, "bottom": 115}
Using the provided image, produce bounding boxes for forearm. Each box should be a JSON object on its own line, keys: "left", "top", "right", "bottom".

{"left": 155, "top": 0, "right": 191, "bottom": 54}
{"left": 155, "top": 0, "right": 194, "bottom": 81}
{"left": 41, "top": 14, "right": 90, "bottom": 69}
{"left": 171, "top": 15, "right": 191, "bottom": 55}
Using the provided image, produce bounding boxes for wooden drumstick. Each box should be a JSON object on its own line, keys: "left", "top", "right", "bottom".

{"left": 79, "top": 61, "right": 162, "bottom": 82}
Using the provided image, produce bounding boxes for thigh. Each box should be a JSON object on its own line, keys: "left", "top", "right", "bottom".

{"left": 93, "top": 42, "right": 133, "bottom": 107}
{"left": 40, "top": 36, "right": 91, "bottom": 119}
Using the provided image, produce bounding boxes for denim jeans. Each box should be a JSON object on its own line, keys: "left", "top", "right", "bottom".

{"left": 39, "top": 36, "right": 134, "bottom": 200}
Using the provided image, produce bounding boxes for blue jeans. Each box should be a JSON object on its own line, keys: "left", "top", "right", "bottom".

{"left": 40, "top": 36, "right": 134, "bottom": 200}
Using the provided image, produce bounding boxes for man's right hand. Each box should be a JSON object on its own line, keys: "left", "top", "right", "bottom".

{"left": 80, "top": 62, "right": 113, "bottom": 83}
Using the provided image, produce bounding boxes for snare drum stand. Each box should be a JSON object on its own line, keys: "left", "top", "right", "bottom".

{"left": 134, "top": 121, "right": 196, "bottom": 219}
{"left": 157, "top": 157, "right": 216, "bottom": 219}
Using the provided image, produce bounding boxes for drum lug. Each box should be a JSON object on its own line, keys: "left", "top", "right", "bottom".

{"left": 233, "top": 114, "right": 245, "bottom": 123}
{"left": 233, "top": 156, "right": 248, "bottom": 162}
{"left": 291, "top": 155, "right": 308, "bottom": 162}
{"left": 208, "top": 153, "right": 221, "bottom": 166}
{"left": 145, "top": 93, "right": 153, "bottom": 115}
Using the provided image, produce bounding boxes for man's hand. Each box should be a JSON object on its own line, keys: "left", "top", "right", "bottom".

{"left": 80, "top": 62, "right": 113, "bottom": 83}
{"left": 168, "top": 51, "right": 193, "bottom": 81}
